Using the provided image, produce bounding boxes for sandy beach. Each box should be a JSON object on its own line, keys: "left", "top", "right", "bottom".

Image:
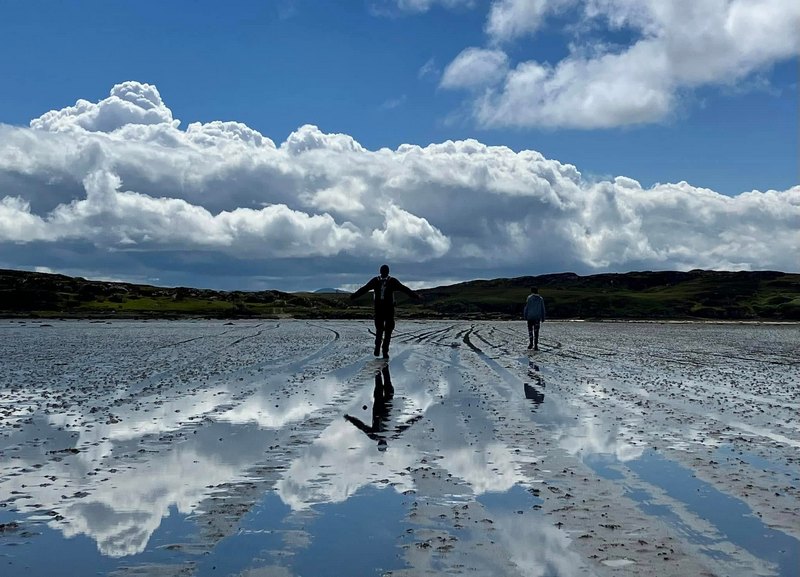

{"left": 1, "top": 319, "right": 797, "bottom": 577}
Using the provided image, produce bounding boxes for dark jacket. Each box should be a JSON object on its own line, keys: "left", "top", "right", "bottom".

{"left": 351, "top": 275, "right": 417, "bottom": 315}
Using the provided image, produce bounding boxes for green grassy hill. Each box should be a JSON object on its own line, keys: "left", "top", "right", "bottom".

{"left": 1, "top": 268, "right": 798, "bottom": 321}
{"left": 416, "top": 270, "right": 800, "bottom": 320}
{"left": 0, "top": 269, "right": 350, "bottom": 320}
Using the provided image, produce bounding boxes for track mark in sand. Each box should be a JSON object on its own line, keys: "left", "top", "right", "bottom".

{"left": 462, "top": 330, "right": 516, "bottom": 384}
{"left": 412, "top": 326, "right": 452, "bottom": 342}
{"left": 471, "top": 327, "right": 514, "bottom": 356}
{"left": 134, "top": 326, "right": 274, "bottom": 386}
{"left": 399, "top": 325, "right": 457, "bottom": 346}
{"left": 306, "top": 322, "right": 341, "bottom": 340}
{"left": 471, "top": 330, "right": 496, "bottom": 351}
{"left": 150, "top": 333, "right": 211, "bottom": 350}
{"left": 156, "top": 323, "right": 271, "bottom": 350}
{"left": 632, "top": 351, "right": 707, "bottom": 367}
{"left": 462, "top": 328, "right": 483, "bottom": 355}
{"left": 227, "top": 330, "right": 265, "bottom": 347}
{"left": 143, "top": 324, "right": 278, "bottom": 363}
{"left": 218, "top": 322, "right": 269, "bottom": 335}
{"left": 365, "top": 325, "right": 430, "bottom": 344}
{"left": 548, "top": 345, "right": 598, "bottom": 361}
{"left": 275, "top": 327, "right": 352, "bottom": 375}
{"left": 454, "top": 327, "right": 470, "bottom": 341}
{"left": 671, "top": 348, "right": 798, "bottom": 367}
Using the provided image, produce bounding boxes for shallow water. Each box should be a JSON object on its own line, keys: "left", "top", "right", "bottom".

{"left": 1, "top": 319, "right": 798, "bottom": 576}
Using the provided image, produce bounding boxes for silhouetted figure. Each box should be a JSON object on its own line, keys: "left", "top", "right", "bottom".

{"left": 344, "top": 365, "right": 422, "bottom": 451}
{"left": 350, "top": 264, "right": 421, "bottom": 358}
{"left": 523, "top": 383, "right": 545, "bottom": 405}
{"left": 523, "top": 286, "right": 546, "bottom": 350}
{"left": 524, "top": 362, "right": 545, "bottom": 406}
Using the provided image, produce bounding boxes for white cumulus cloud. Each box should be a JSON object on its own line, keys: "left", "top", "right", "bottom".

{"left": 370, "top": 204, "right": 452, "bottom": 259}
{"left": 441, "top": 0, "right": 800, "bottom": 129}
{"left": 0, "top": 81, "right": 797, "bottom": 289}
{"left": 486, "top": 0, "right": 577, "bottom": 42}
{"left": 30, "top": 81, "right": 177, "bottom": 133}
{"left": 441, "top": 48, "right": 510, "bottom": 89}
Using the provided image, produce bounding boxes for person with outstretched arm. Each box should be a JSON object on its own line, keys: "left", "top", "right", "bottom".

{"left": 523, "top": 286, "right": 546, "bottom": 350}
{"left": 350, "top": 264, "right": 421, "bottom": 358}
{"left": 344, "top": 365, "right": 423, "bottom": 451}
{"left": 344, "top": 365, "right": 394, "bottom": 451}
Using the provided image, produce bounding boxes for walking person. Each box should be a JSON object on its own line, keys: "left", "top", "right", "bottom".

{"left": 523, "top": 286, "right": 546, "bottom": 350}
{"left": 350, "top": 264, "right": 421, "bottom": 358}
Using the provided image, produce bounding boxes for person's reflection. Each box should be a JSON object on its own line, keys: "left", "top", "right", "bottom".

{"left": 344, "top": 364, "right": 421, "bottom": 451}
{"left": 524, "top": 361, "right": 545, "bottom": 407}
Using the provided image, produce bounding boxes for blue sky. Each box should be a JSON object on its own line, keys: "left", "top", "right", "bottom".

{"left": 0, "top": 0, "right": 798, "bottom": 290}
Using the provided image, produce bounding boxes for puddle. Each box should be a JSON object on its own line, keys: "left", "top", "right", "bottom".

{"left": 628, "top": 451, "right": 799, "bottom": 576}
{"left": 581, "top": 454, "right": 625, "bottom": 480}
{"left": 475, "top": 485, "right": 589, "bottom": 577}
{"left": 289, "top": 486, "right": 409, "bottom": 577}
{"left": 622, "top": 486, "right": 732, "bottom": 562}
{"left": 715, "top": 444, "right": 799, "bottom": 480}
{"left": 589, "top": 449, "right": 799, "bottom": 576}
{"left": 2, "top": 478, "right": 411, "bottom": 577}
{"left": 191, "top": 486, "right": 409, "bottom": 577}
{"left": 476, "top": 483, "right": 542, "bottom": 512}
{"left": 601, "top": 557, "right": 635, "bottom": 567}
{"left": 0, "top": 505, "right": 191, "bottom": 576}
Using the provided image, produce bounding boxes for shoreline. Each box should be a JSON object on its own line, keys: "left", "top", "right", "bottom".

{"left": 3, "top": 314, "right": 799, "bottom": 325}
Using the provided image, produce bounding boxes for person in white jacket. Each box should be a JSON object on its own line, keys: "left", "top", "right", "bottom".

{"left": 523, "top": 286, "right": 546, "bottom": 350}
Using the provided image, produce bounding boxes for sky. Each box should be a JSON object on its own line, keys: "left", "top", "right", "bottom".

{"left": 0, "top": 0, "right": 798, "bottom": 291}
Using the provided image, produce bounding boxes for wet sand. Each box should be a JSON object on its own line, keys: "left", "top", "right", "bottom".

{"left": 0, "top": 319, "right": 798, "bottom": 576}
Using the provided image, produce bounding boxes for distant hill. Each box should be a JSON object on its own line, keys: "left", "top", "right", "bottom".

{"left": 416, "top": 270, "right": 800, "bottom": 321}
{"left": 1, "top": 268, "right": 798, "bottom": 321}
{"left": 0, "top": 268, "right": 349, "bottom": 320}
{"left": 313, "top": 288, "right": 350, "bottom": 294}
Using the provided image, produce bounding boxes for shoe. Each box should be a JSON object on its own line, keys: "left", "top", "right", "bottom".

{"left": 527, "top": 342, "right": 533, "bottom": 349}
{"left": 374, "top": 346, "right": 380, "bottom": 357}
{"left": 534, "top": 345, "right": 539, "bottom": 351}
{"left": 382, "top": 350, "right": 390, "bottom": 359}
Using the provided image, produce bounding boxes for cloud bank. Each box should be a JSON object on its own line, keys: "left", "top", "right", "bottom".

{"left": 439, "top": 0, "right": 800, "bottom": 128}
{"left": 0, "top": 81, "right": 797, "bottom": 290}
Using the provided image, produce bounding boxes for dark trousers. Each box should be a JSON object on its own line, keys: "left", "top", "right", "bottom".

{"left": 527, "top": 320, "right": 541, "bottom": 345}
{"left": 375, "top": 314, "right": 396, "bottom": 353}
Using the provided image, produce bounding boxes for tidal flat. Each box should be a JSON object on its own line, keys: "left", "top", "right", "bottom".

{"left": 1, "top": 319, "right": 798, "bottom": 577}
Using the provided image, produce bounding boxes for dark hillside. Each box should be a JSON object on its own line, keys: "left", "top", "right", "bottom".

{"left": 1, "top": 268, "right": 798, "bottom": 321}
{"left": 0, "top": 269, "right": 346, "bottom": 319}
{"left": 416, "top": 270, "right": 799, "bottom": 320}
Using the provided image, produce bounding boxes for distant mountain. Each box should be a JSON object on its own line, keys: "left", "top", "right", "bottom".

{"left": 1, "top": 268, "right": 798, "bottom": 321}
{"left": 313, "top": 288, "right": 350, "bottom": 294}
